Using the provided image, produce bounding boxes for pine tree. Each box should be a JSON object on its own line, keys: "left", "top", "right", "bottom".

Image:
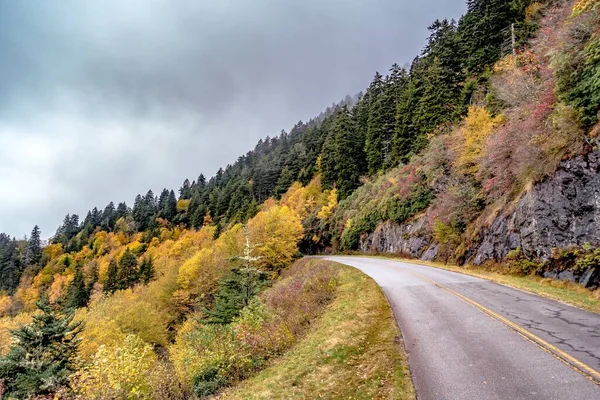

{"left": 138, "top": 256, "right": 155, "bottom": 285}
{"left": 116, "top": 202, "right": 129, "bottom": 220}
{"left": 116, "top": 248, "right": 138, "bottom": 290}
{"left": 364, "top": 72, "right": 387, "bottom": 174}
{"left": 66, "top": 265, "right": 89, "bottom": 309}
{"left": 0, "top": 300, "right": 82, "bottom": 398}
{"left": 101, "top": 202, "right": 117, "bottom": 231}
{"left": 0, "top": 234, "right": 23, "bottom": 293}
{"left": 25, "top": 225, "right": 42, "bottom": 266}
{"left": 104, "top": 259, "right": 118, "bottom": 294}
{"left": 165, "top": 190, "right": 178, "bottom": 221}
{"left": 334, "top": 106, "right": 365, "bottom": 198}
{"left": 132, "top": 194, "right": 146, "bottom": 231}
{"left": 87, "top": 261, "right": 99, "bottom": 293}
{"left": 179, "top": 179, "right": 192, "bottom": 199}
{"left": 157, "top": 188, "right": 170, "bottom": 214}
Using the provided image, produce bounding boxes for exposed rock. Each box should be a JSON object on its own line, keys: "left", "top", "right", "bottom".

{"left": 471, "top": 148, "right": 600, "bottom": 287}
{"left": 359, "top": 217, "right": 433, "bottom": 259}
{"left": 360, "top": 147, "right": 600, "bottom": 288}
{"left": 474, "top": 149, "right": 600, "bottom": 264}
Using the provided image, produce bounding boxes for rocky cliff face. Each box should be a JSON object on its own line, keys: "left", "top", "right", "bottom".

{"left": 360, "top": 148, "right": 600, "bottom": 288}
{"left": 473, "top": 149, "right": 600, "bottom": 260}
{"left": 359, "top": 217, "right": 439, "bottom": 260}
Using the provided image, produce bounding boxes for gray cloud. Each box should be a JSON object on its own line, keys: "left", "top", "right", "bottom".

{"left": 0, "top": 0, "right": 465, "bottom": 238}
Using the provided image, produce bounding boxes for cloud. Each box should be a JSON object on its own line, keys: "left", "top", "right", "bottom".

{"left": 0, "top": 0, "right": 466, "bottom": 238}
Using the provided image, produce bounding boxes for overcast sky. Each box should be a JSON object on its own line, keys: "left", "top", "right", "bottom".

{"left": 0, "top": 0, "right": 466, "bottom": 239}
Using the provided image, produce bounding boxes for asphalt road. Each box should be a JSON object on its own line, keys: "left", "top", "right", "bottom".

{"left": 324, "top": 256, "right": 600, "bottom": 400}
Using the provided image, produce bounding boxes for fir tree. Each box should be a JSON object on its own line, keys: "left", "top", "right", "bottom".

{"left": 104, "top": 259, "right": 118, "bottom": 294}
{"left": 66, "top": 265, "right": 89, "bottom": 309}
{"left": 25, "top": 225, "right": 42, "bottom": 266}
{"left": 138, "top": 256, "right": 155, "bottom": 285}
{"left": 116, "top": 248, "right": 138, "bottom": 289}
{"left": 0, "top": 300, "right": 82, "bottom": 398}
{"left": 165, "top": 190, "right": 178, "bottom": 221}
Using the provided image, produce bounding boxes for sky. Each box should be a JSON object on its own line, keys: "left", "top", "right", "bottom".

{"left": 0, "top": 0, "right": 466, "bottom": 239}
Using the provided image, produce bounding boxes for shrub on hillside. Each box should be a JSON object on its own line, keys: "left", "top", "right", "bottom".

{"left": 169, "top": 259, "right": 339, "bottom": 396}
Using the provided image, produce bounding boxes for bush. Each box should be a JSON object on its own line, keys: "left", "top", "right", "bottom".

{"left": 169, "top": 259, "right": 339, "bottom": 393}
{"left": 192, "top": 366, "right": 227, "bottom": 397}
{"left": 72, "top": 334, "right": 159, "bottom": 400}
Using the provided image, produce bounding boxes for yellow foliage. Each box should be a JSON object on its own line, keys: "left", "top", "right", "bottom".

{"left": 48, "top": 273, "right": 74, "bottom": 304}
{"left": 281, "top": 176, "right": 328, "bottom": 220}
{"left": 0, "top": 313, "right": 33, "bottom": 356}
{"left": 127, "top": 240, "right": 146, "bottom": 255}
{"left": 92, "top": 231, "right": 108, "bottom": 255}
{"left": 42, "top": 243, "right": 63, "bottom": 261}
{"left": 177, "top": 199, "right": 190, "bottom": 212}
{"left": 168, "top": 317, "right": 202, "bottom": 386}
{"left": 493, "top": 54, "right": 518, "bottom": 73}
{"left": 572, "top": 0, "right": 598, "bottom": 15}
{"left": 76, "top": 307, "right": 127, "bottom": 360}
{"left": 175, "top": 226, "right": 243, "bottom": 310}
{"left": 72, "top": 334, "right": 158, "bottom": 399}
{"left": 455, "top": 106, "right": 504, "bottom": 175}
{"left": 13, "top": 277, "right": 40, "bottom": 312}
{"left": 317, "top": 188, "right": 338, "bottom": 221}
{"left": 169, "top": 318, "right": 242, "bottom": 391}
{"left": 0, "top": 294, "right": 13, "bottom": 317}
{"left": 80, "top": 287, "right": 170, "bottom": 356}
{"left": 525, "top": 2, "right": 543, "bottom": 22}
{"left": 247, "top": 205, "right": 303, "bottom": 273}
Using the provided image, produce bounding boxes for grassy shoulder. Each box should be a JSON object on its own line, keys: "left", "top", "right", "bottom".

{"left": 373, "top": 255, "right": 600, "bottom": 314}
{"left": 219, "top": 261, "right": 415, "bottom": 400}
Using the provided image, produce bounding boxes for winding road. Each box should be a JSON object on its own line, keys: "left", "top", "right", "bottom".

{"left": 324, "top": 256, "right": 600, "bottom": 400}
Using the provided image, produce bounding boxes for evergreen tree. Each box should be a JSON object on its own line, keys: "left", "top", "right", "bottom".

{"left": 116, "top": 202, "right": 129, "bottom": 220}
{"left": 132, "top": 194, "right": 146, "bottom": 231}
{"left": 457, "top": 0, "right": 520, "bottom": 74}
{"left": 104, "top": 259, "right": 118, "bottom": 294}
{"left": 101, "top": 202, "right": 117, "bottom": 231}
{"left": 157, "top": 188, "right": 170, "bottom": 214}
{"left": 321, "top": 106, "right": 365, "bottom": 199}
{"left": 87, "top": 261, "right": 99, "bottom": 293}
{"left": 364, "top": 72, "right": 387, "bottom": 174}
{"left": 0, "top": 300, "right": 82, "bottom": 398}
{"left": 196, "top": 174, "right": 207, "bottom": 193}
{"left": 165, "top": 190, "right": 178, "bottom": 221}
{"left": 25, "top": 225, "right": 42, "bottom": 266}
{"left": 116, "top": 248, "right": 138, "bottom": 289}
{"left": 179, "top": 179, "right": 192, "bottom": 199}
{"left": 0, "top": 234, "right": 23, "bottom": 293}
{"left": 66, "top": 265, "right": 89, "bottom": 309}
{"left": 138, "top": 256, "right": 155, "bottom": 285}
{"left": 204, "top": 268, "right": 268, "bottom": 324}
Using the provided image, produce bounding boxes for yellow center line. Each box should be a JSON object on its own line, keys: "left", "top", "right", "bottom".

{"left": 396, "top": 266, "right": 600, "bottom": 386}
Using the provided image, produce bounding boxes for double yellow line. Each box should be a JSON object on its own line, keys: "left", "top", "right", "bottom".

{"left": 398, "top": 267, "right": 600, "bottom": 386}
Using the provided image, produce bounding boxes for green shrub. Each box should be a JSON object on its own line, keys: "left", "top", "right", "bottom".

{"left": 192, "top": 366, "right": 228, "bottom": 397}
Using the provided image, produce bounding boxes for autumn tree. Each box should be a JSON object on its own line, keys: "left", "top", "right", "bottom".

{"left": 248, "top": 205, "right": 303, "bottom": 274}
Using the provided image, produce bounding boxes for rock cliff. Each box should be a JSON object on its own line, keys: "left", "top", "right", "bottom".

{"left": 360, "top": 148, "right": 600, "bottom": 287}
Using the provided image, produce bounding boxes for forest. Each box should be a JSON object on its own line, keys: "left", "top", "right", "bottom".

{"left": 1, "top": 0, "right": 599, "bottom": 398}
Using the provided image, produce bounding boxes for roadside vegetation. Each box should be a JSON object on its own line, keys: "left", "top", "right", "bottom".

{"left": 219, "top": 261, "right": 414, "bottom": 400}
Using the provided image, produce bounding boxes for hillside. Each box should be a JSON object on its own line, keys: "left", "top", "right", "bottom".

{"left": 1, "top": 0, "right": 599, "bottom": 398}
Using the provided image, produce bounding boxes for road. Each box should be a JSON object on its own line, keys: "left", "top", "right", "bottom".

{"left": 324, "top": 256, "right": 600, "bottom": 400}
